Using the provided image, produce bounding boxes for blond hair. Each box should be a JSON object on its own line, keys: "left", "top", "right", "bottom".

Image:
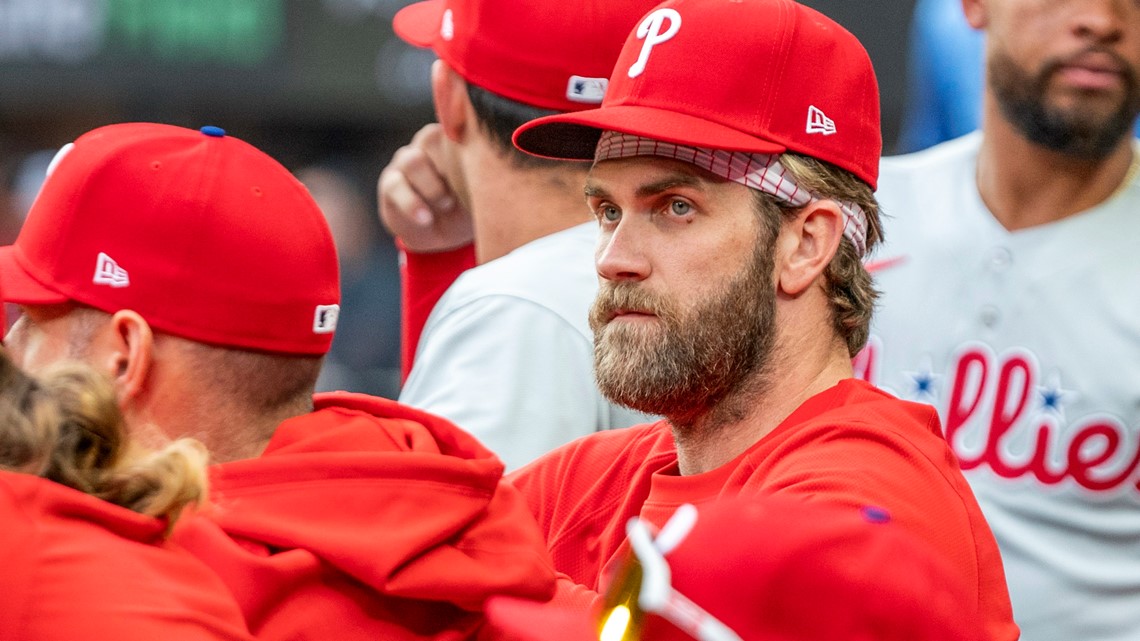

{"left": 752, "top": 153, "right": 882, "bottom": 356}
{"left": 0, "top": 354, "right": 207, "bottom": 530}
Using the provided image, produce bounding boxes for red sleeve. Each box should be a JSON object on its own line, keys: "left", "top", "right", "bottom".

{"left": 399, "top": 241, "right": 476, "bottom": 382}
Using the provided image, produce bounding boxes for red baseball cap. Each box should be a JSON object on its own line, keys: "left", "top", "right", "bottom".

{"left": 0, "top": 123, "right": 340, "bottom": 355}
{"left": 392, "top": 0, "right": 662, "bottom": 112}
{"left": 513, "top": 0, "right": 882, "bottom": 188}
{"left": 486, "top": 498, "right": 986, "bottom": 641}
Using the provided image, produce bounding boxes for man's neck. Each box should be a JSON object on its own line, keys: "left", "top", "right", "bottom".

{"left": 128, "top": 391, "right": 307, "bottom": 465}
{"left": 671, "top": 331, "right": 854, "bottom": 476}
{"left": 976, "top": 96, "right": 1136, "bottom": 231}
{"left": 461, "top": 140, "right": 592, "bottom": 264}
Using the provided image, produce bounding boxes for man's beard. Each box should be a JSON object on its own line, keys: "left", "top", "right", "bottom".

{"left": 589, "top": 234, "right": 777, "bottom": 426}
{"left": 990, "top": 48, "right": 1140, "bottom": 159}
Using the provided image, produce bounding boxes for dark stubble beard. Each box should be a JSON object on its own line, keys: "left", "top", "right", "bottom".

{"left": 990, "top": 48, "right": 1140, "bottom": 160}
{"left": 589, "top": 231, "right": 777, "bottom": 428}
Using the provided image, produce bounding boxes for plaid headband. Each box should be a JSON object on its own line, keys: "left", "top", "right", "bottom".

{"left": 595, "top": 131, "right": 867, "bottom": 257}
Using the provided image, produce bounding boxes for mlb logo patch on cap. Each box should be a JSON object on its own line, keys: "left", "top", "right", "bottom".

{"left": 566, "top": 76, "right": 608, "bottom": 104}
{"left": 313, "top": 304, "right": 340, "bottom": 334}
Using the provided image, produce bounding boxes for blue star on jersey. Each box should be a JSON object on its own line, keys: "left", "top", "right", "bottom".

{"left": 904, "top": 360, "right": 941, "bottom": 401}
{"left": 1037, "top": 375, "right": 1078, "bottom": 417}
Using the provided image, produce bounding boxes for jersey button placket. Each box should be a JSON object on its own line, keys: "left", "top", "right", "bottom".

{"left": 978, "top": 245, "right": 1012, "bottom": 331}
{"left": 988, "top": 246, "right": 1012, "bottom": 272}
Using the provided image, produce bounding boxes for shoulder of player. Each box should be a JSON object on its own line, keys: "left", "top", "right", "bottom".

{"left": 746, "top": 382, "right": 948, "bottom": 463}
{"left": 428, "top": 238, "right": 598, "bottom": 331}
{"left": 412, "top": 285, "right": 594, "bottom": 372}
{"left": 0, "top": 470, "right": 166, "bottom": 543}
{"left": 878, "top": 131, "right": 980, "bottom": 193}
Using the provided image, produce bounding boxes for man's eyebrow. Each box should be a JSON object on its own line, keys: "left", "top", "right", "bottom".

{"left": 634, "top": 174, "right": 703, "bottom": 198}
{"left": 583, "top": 183, "right": 610, "bottom": 199}
{"left": 584, "top": 171, "right": 707, "bottom": 200}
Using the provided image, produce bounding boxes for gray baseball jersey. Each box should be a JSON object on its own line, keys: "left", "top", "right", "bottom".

{"left": 864, "top": 132, "right": 1140, "bottom": 641}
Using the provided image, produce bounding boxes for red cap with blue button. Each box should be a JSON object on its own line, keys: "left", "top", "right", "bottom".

{"left": 0, "top": 123, "right": 340, "bottom": 355}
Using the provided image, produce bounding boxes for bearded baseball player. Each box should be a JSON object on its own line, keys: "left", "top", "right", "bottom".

{"left": 863, "top": 1, "right": 1140, "bottom": 639}
{"left": 506, "top": 0, "right": 1018, "bottom": 639}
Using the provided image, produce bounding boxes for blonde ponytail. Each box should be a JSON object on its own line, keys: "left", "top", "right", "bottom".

{"left": 0, "top": 355, "right": 208, "bottom": 530}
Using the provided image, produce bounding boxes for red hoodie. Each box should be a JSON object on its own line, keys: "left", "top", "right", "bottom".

{"left": 175, "top": 392, "right": 556, "bottom": 641}
{"left": 0, "top": 471, "right": 253, "bottom": 641}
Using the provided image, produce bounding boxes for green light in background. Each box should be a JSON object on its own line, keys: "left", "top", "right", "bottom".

{"left": 107, "top": 0, "right": 284, "bottom": 66}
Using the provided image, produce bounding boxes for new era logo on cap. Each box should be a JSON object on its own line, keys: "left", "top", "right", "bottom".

{"left": 806, "top": 105, "right": 836, "bottom": 136}
{"left": 93, "top": 252, "right": 129, "bottom": 288}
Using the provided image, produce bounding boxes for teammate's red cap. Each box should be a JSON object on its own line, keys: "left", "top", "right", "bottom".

{"left": 0, "top": 123, "right": 340, "bottom": 355}
{"left": 486, "top": 498, "right": 986, "bottom": 641}
{"left": 392, "top": 0, "right": 662, "bottom": 112}
{"left": 513, "top": 0, "right": 882, "bottom": 188}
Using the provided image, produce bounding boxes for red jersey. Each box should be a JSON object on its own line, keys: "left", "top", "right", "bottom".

{"left": 0, "top": 471, "right": 252, "bottom": 641}
{"left": 175, "top": 392, "right": 555, "bottom": 641}
{"left": 399, "top": 242, "right": 475, "bottom": 381}
{"left": 509, "top": 379, "right": 1019, "bottom": 641}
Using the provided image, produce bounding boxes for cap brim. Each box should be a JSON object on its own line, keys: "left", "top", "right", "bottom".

{"left": 0, "top": 246, "right": 70, "bottom": 305}
{"left": 485, "top": 596, "right": 597, "bottom": 641}
{"left": 392, "top": 0, "right": 444, "bottom": 48}
{"left": 513, "top": 105, "right": 787, "bottom": 161}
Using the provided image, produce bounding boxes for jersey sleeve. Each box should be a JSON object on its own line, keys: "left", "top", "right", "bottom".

{"left": 399, "top": 241, "right": 476, "bottom": 382}
{"left": 399, "top": 293, "right": 600, "bottom": 471}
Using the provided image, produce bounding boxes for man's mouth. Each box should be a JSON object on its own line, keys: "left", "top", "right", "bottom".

{"left": 1055, "top": 50, "right": 1128, "bottom": 91}
{"left": 609, "top": 308, "right": 657, "bottom": 321}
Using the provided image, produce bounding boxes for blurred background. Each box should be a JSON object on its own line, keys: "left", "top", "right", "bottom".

{"left": 0, "top": 0, "right": 931, "bottom": 399}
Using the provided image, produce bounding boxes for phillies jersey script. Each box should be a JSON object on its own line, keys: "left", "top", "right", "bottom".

{"left": 862, "top": 132, "right": 1140, "bottom": 641}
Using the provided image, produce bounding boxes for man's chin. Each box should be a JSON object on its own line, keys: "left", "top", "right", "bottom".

{"left": 1012, "top": 99, "right": 1135, "bottom": 158}
{"left": 1046, "top": 92, "right": 1129, "bottom": 126}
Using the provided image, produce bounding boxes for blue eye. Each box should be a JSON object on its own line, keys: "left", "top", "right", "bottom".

{"left": 600, "top": 204, "right": 621, "bottom": 222}
{"left": 670, "top": 200, "right": 692, "bottom": 216}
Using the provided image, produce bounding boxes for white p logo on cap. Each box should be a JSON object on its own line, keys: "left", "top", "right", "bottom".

{"left": 628, "top": 8, "right": 681, "bottom": 79}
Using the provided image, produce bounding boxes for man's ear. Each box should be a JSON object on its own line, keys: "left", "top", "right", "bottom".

{"left": 961, "top": 0, "right": 989, "bottom": 30}
{"left": 99, "top": 310, "right": 154, "bottom": 405}
{"left": 431, "top": 59, "right": 471, "bottom": 143}
{"left": 775, "top": 200, "right": 844, "bottom": 297}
